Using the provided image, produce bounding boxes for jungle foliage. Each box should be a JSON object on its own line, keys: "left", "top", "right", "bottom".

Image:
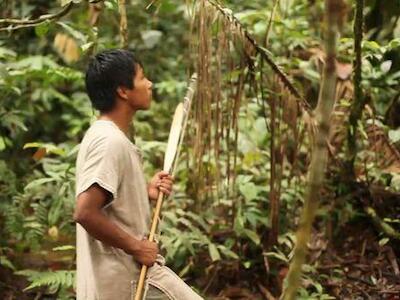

{"left": 0, "top": 0, "right": 399, "bottom": 299}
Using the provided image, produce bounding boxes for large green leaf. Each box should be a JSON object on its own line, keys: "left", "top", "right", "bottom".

{"left": 208, "top": 243, "right": 221, "bottom": 262}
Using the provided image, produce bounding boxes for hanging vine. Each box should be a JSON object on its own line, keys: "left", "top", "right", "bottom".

{"left": 189, "top": 0, "right": 310, "bottom": 251}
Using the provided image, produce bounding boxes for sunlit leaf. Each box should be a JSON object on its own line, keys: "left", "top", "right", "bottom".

{"left": 208, "top": 243, "right": 221, "bottom": 261}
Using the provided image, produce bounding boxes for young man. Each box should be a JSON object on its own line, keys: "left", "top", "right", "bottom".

{"left": 74, "top": 49, "right": 202, "bottom": 300}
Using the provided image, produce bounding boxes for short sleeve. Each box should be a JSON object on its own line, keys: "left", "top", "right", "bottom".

{"left": 76, "top": 135, "right": 124, "bottom": 202}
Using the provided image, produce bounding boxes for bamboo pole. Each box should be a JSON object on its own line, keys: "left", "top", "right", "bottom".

{"left": 281, "top": 0, "right": 343, "bottom": 299}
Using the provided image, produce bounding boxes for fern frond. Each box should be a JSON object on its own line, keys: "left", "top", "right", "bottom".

{"left": 16, "top": 269, "right": 76, "bottom": 291}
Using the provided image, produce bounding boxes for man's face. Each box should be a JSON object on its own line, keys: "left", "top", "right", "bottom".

{"left": 126, "top": 65, "right": 153, "bottom": 111}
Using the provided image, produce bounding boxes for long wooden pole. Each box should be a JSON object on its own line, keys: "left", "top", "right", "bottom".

{"left": 134, "top": 191, "right": 165, "bottom": 300}
{"left": 134, "top": 74, "right": 197, "bottom": 300}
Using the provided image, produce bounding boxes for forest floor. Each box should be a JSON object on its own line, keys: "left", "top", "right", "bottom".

{"left": 207, "top": 220, "right": 400, "bottom": 300}
{"left": 1, "top": 221, "right": 399, "bottom": 299}
{"left": 318, "top": 221, "right": 400, "bottom": 300}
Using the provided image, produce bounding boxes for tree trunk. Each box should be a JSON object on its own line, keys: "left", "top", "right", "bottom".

{"left": 118, "top": 0, "right": 128, "bottom": 49}
{"left": 280, "top": 0, "right": 343, "bottom": 299}
{"left": 347, "top": 0, "right": 364, "bottom": 177}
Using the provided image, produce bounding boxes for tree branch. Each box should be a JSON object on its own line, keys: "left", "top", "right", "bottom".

{"left": 365, "top": 206, "right": 400, "bottom": 240}
{"left": 0, "top": 2, "right": 74, "bottom": 32}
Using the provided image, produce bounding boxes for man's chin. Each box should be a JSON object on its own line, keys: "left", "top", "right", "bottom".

{"left": 141, "top": 102, "right": 151, "bottom": 110}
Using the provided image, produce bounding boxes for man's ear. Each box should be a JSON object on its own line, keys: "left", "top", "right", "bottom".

{"left": 116, "top": 86, "right": 128, "bottom": 100}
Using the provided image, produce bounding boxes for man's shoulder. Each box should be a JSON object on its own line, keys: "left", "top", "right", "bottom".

{"left": 81, "top": 121, "right": 128, "bottom": 153}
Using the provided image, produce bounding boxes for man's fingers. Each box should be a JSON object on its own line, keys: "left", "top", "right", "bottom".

{"left": 158, "top": 172, "right": 174, "bottom": 181}
{"left": 157, "top": 171, "right": 169, "bottom": 178}
{"left": 159, "top": 188, "right": 171, "bottom": 195}
{"left": 159, "top": 182, "right": 172, "bottom": 190}
{"left": 159, "top": 183, "right": 172, "bottom": 190}
{"left": 160, "top": 178, "right": 173, "bottom": 185}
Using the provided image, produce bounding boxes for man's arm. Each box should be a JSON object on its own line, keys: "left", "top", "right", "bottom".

{"left": 74, "top": 183, "right": 158, "bottom": 266}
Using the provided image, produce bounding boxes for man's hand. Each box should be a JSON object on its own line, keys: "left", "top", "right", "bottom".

{"left": 127, "top": 239, "right": 158, "bottom": 267}
{"left": 148, "top": 171, "right": 174, "bottom": 201}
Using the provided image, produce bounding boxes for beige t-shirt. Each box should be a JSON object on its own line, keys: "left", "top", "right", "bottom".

{"left": 75, "top": 120, "right": 151, "bottom": 299}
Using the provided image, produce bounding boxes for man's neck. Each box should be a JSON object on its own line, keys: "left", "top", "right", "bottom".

{"left": 99, "top": 108, "right": 135, "bottom": 136}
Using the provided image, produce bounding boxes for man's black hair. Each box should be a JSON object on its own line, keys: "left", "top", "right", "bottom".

{"left": 85, "top": 49, "right": 141, "bottom": 113}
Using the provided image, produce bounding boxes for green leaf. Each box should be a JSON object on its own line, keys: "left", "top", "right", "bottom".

{"left": 388, "top": 38, "right": 400, "bottom": 50}
{"left": 81, "top": 42, "right": 94, "bottom": 53}
{"left": 53, "top": 245, "right": 75, "bottom": 251}
{"left": 389, "top": 129, "right": 400, "bottom": 143}
{"left": 0, "top": 137, "right": 6, "bottom": 151}
{"left": 264, "top": 251, "right": 289, "bottom": 263}
{"left": 141, "top": 30, "right": 163, "bottom": 49}
{"left": 61, "top": 0, "right": 81, "bottom": 6}
{"left": 0, "top": 256, "right": 16, "bottom": 271}
{"left": 380, "top": 60, "right": 392, "bottom": 73}
{"left": 208, "top": 244, "right": 221, "bottom": 262}
{"left": 35, "top": 21, "right": 50, "bottom": 37}
{"left": 56, "top": 21, "right": 87, "bottom": 43}
{"left": 23, "top": 142, "right": 65, "bottom": 156}
{"left": 104, "top": 0, "right": 118, "bottom": 10}
{"left": 25, "top": 177, "right": 57, "bottom": 190}
{"left": 0, "top": 47, "right": 17, "bottom": 59}
{"left": 16, "top": 270, "right": 76, "bottom": 291}
{"left": 218, "top": 245, "right": 239, "bottom": 259}
{"left": 234, "top": 213, "right": 244, "bottom": 232}
{"left": 23, "top": 142, "right": 42, "bottom": 149}
{"left": 363, "top": 40, "right": 381, "bottom": 51}
{"left": 243, "top": 261, "right": 251, "bottom": 268}
{"left": 378, "top": 237, "right": 389, "bottom": 247}
{"left": 243, "top": 229, "right": 260, "bottom": 245}
{"left": 239, "top": 182, "right": 258, "bottom": 201}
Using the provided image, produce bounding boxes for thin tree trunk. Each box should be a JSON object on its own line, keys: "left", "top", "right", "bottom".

{"left": 264, "top": 0, "right": 279, "bottom": 47}
{"left": 347, "top": 0, "right": 364, "bottom": 177}
{"left": 118, "top": 0, "right": 128, "bottom": 48}
{"left": 269, "top": 91, "right": 278, "bottom": 246}
{"left": 281, "top": 0, "right": 343, "bottom": 299}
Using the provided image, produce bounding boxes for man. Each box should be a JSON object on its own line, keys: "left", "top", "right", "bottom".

{"left": 74, "top": 49, "right": 202, "bottom": 300}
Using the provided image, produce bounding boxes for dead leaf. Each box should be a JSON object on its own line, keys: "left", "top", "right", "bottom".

{"left": 336, "top": 62, "right": 352, "bottom": 80}
{"left": 53, "top": 33, "right": 80, "bottom": 64}
{"left": 89, "top": 2, "right": 103, "bottom": 26}
{"left": 33, "top": 147, "right": 46, "bottom": 161}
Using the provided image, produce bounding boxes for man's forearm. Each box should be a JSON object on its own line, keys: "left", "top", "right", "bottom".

{"left": 76, "top": 210, "right": 139, "bottom": 255}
